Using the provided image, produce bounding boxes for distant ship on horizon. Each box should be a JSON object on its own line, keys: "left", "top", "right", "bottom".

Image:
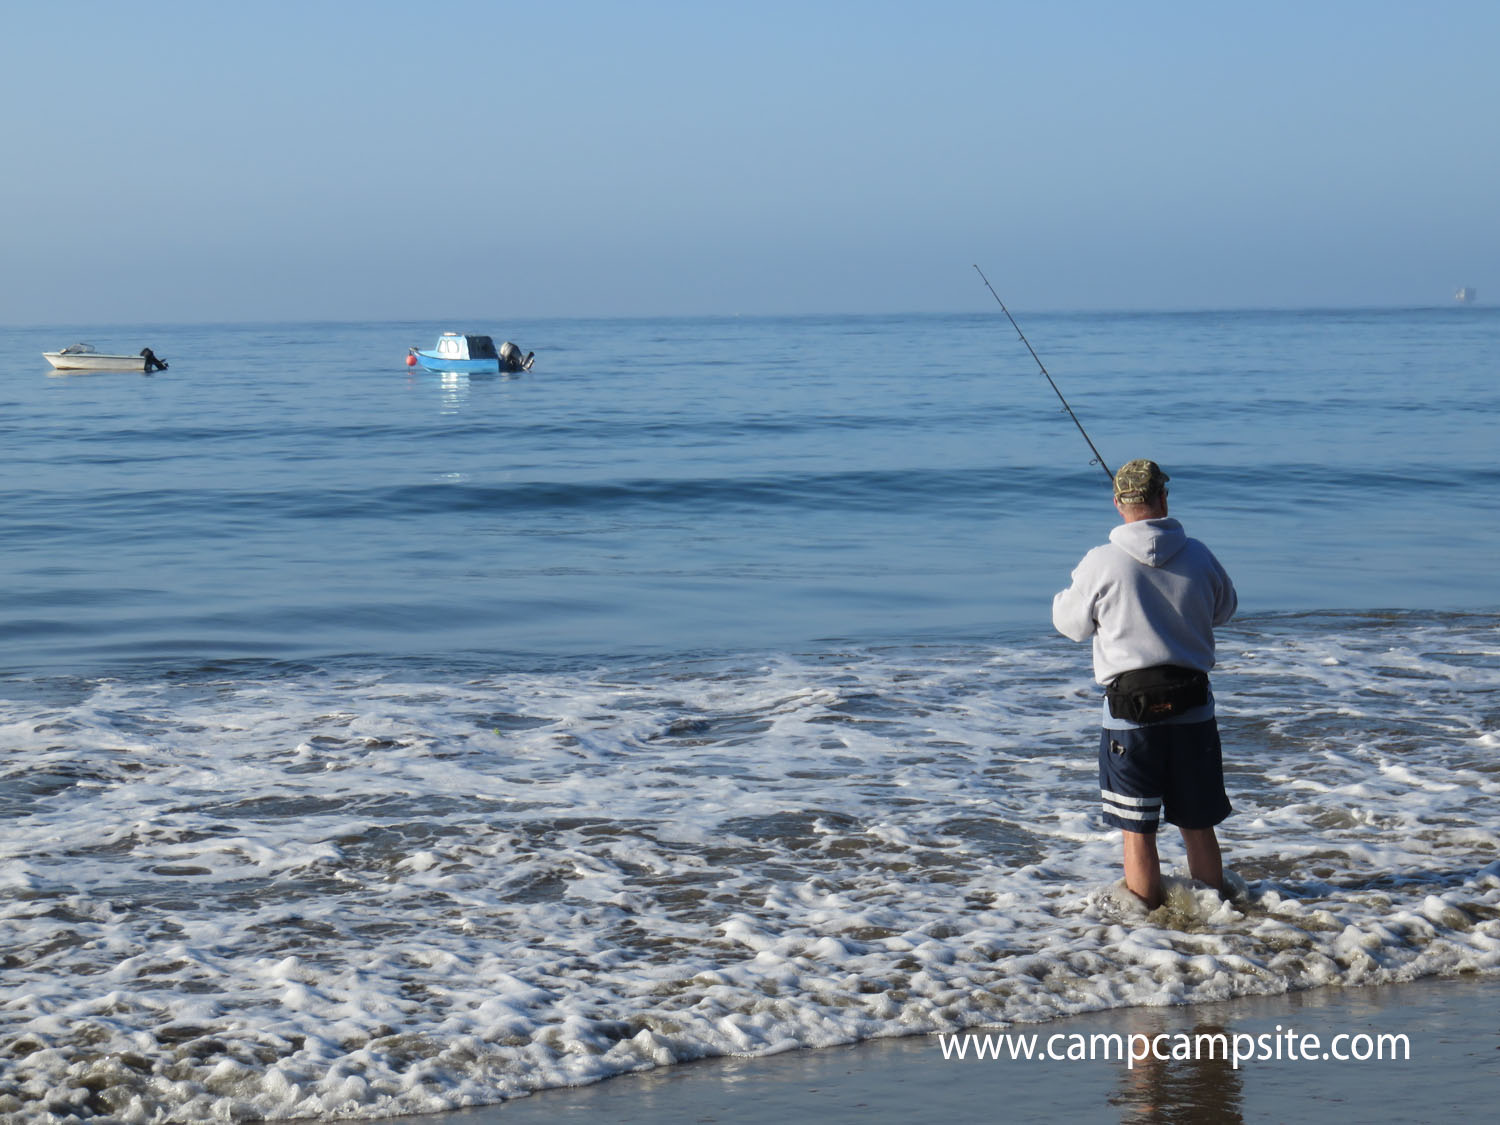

{"left": 1455, "top": 286, "right": 1478, "bottom": 304}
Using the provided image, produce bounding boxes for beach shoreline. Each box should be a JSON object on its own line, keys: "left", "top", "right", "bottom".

{"left": 381, "top": 974, "right": 1500, "bottom": 1124}
{"left": 5, "top": 312, "right": 1498, "bottom": 1123}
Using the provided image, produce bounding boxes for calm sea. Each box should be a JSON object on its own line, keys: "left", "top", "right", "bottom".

{"left": 2, "top": 309, "right": 1498, "bottom": 1120}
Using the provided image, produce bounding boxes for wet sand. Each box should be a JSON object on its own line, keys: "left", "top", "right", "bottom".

{"left": 381, "top": 974, "right": 1499, "bottom": 1124}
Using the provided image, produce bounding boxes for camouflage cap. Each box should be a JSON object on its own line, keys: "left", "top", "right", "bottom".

{"left": 1113, "top": 459, "right": 1170, "bottom": 504}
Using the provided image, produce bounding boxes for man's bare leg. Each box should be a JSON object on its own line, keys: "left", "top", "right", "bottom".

{"left": 1123, "top": 830, "right": 1163, "bottom": 908}
{"left": 1180, "top": 827, "right": 1224, "bottom": 895}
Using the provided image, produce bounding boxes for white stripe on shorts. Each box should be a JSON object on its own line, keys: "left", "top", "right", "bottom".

{"left": 1101, "top": 788, "right": 1162, "bottom": 823}
{"left": 1100, "top": 789, "right": 1162, "bottom": 809}
{"left": 1100, "top": 803, "right": 1161, "bottom": 823}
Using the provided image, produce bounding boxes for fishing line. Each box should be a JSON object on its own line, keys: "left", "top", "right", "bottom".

{"left": 974, "top": 264, "right": 1114, "bottom": 483}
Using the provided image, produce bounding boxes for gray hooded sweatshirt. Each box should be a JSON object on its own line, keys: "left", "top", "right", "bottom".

{"left": 1052, "top": 517, "right": 1237, "bottom": 684}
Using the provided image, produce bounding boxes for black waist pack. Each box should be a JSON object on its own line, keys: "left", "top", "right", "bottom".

{"left": 1106, "top": 664, "right": 1210, "bottom": 724}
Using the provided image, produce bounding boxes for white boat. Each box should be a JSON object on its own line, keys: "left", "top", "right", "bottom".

{"left": 43, "top": 343, "right": 168, "bottom": 372}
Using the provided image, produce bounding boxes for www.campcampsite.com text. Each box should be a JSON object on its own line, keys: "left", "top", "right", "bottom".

{"left": 938, "top": 1025, "right": 1411, "bottom": 1070}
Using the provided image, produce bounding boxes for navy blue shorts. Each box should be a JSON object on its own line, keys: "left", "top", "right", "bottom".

{"left": 1098, "top": 719, "right": 1231, "bottom": 833}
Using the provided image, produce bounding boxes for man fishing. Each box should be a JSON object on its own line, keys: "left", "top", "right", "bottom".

{"left": 1052, "top": 459, "right": 1238, "bottom": 909}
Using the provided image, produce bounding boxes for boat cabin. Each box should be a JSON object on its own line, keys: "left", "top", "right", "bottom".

{"left": 433, "top": 333, "right": 500, "bottom": 361}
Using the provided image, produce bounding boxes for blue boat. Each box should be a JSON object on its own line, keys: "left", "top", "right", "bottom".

{"left": 408, "top": 333, "right": 534, "bottom": 373}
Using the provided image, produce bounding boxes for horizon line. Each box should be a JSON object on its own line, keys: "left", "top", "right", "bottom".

{"left": 1, "top": 301, "right": 1486, "bottom": 331}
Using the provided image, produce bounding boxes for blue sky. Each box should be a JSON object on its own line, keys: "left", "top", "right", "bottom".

{"left": 4, "top": 1, "right": 1496, "bottom": 322}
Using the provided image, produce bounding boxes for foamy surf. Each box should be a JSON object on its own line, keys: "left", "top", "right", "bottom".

{"left": 1, "top": 611, "right": 1498, "bottom": 1122}
{"left": 1093, "top": 871, "right": 1248, "bottom": 925}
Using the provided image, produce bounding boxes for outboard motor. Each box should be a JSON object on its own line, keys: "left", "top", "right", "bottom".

{"left": 140, "top": 347, "right": 169, "bottom": 372}
{"left": 499, "top": 341, "right": 535, "bottom": 372}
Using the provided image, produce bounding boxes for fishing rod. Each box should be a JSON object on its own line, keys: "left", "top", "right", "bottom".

{"left": 973, "top": 264, "right": 1114, "bottom": 483}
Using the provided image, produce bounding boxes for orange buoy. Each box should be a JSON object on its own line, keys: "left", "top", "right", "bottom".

{"left": 405, "top": 352, "right": 418, "bottom": 367}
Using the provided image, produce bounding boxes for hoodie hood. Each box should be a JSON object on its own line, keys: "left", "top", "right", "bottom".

{"left": 1109, "top": 517, "right": 1188, "bottom": 568}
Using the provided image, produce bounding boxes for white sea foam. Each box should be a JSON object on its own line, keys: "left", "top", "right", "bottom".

{"left": 1, "top": 612, "right": 1498, "bottom": 1121}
